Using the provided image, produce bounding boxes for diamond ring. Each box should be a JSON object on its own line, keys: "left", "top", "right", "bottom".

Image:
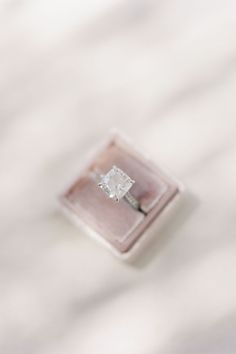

{"left": 97, "top": 165, "right": 145, "bottom": 214}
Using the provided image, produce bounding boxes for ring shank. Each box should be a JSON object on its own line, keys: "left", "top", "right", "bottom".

{"left": 124, "top": 192, "right": 140, "bottom": 210}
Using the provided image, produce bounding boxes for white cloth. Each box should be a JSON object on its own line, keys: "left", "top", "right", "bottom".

{"left": 0, "top": 0, "right": 236, "bottom": 353}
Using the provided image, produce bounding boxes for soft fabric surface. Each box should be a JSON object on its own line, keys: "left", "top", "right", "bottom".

{"left": 0, "top": 1, "right": 236, "bottom": 353}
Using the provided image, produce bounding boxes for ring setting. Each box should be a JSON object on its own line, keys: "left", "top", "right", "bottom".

{"left": 97, "top": 165, "right": 146, "bottom": 214}
{"left": 98, "top": 165, "right": 135, "bottom": 202}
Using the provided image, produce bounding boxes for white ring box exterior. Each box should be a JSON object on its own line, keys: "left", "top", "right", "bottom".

{"left": 59, "top": 132, "right": 183, "bottom": 259}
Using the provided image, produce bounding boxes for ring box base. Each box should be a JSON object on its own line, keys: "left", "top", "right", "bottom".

{"left": 60, "top": 132, "right": 182, "bottom": 259}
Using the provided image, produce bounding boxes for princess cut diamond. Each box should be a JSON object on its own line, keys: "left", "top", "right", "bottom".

{"left": 98, "top": 166, "right": 135, "bottom": 201}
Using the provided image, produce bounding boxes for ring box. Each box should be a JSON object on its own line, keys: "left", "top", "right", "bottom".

{"left": 59, "top": 132, "right": 182, "bottom": 259}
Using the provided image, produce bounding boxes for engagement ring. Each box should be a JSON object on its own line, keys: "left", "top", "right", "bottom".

{"left": 97, "top": 165, "right": 145, "bottom": 214}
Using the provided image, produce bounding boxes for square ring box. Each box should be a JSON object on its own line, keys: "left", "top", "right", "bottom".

{"left": 59, "top": 132, "right": 183, "bottom": 260}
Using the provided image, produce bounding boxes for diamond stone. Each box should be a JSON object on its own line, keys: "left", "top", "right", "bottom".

{"left": 98, "top": 166, "right": 135, "bottom": 201}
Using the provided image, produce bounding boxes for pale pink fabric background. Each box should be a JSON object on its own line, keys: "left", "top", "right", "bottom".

{"left": 0, "top": 1, "right": 236, "bottom": 353}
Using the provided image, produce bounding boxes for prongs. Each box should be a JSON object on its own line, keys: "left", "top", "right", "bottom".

{"left": 97, "top": 166, "right": 134, "bottom": 201}
{"left": 114, "top": 196, "right": 119, "bottom": 202}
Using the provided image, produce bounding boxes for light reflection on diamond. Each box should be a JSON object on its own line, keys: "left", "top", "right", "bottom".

{"left": 98, "top": 166, "right": 135, "bottom": 201}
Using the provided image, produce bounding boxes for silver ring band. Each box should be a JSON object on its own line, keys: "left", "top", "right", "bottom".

{"left": 124, "top": 191, "right": 140, "bottom": 211}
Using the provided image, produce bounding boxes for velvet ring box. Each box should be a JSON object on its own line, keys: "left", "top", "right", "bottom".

{"left": 60, "top": 132, "right": 182, "bottom": 259}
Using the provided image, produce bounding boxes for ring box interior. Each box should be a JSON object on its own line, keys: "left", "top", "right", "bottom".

{"left": 60, "top": 133, "right": 181, "bottom": 258}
